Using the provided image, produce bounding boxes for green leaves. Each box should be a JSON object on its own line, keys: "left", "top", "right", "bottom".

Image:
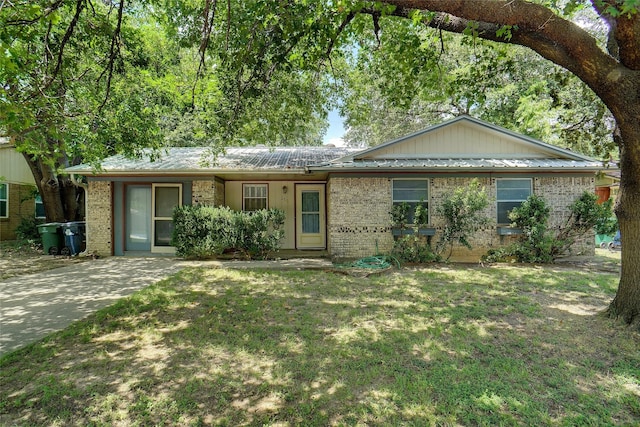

{"left": 172, "top": 205, "right": 285, "bottom": 259}
{"left": 496, "top": 25, "right": 517, "bottom": 41}
{"left": 436, "top": 179, "right": 490, "bottom": 260}
{"left": 597, "top": 0, "right": 640, "bottom": 17}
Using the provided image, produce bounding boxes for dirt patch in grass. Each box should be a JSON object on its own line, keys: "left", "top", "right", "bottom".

{"left": 0, "top": 241, "right": 88, "bottom": 280}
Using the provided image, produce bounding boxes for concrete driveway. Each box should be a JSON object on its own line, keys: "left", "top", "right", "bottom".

{"left": 0, "top": 257, "right": 189, "bottom": 355}
{"left": 0, "top": 256, "right": 334, "bottom": 355}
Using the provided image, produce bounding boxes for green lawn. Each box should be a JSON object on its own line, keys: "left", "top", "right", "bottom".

{"left": 1, "top": 264, "right": 638, "bottom": 426}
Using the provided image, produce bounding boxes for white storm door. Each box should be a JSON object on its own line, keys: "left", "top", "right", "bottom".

{"left": 151, "top": 183, "right": 182, "bottom": 253}
{"left": 296, "top": 184, "right": 326, "bottom": 249}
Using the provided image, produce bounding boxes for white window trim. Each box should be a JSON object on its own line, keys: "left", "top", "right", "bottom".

{"left": 392, "top": 178, "right": 430, "bottom": 225}
{"left": 496, "top": 178, "right": 533, "bottom": 224}
{"left": 0, "top": 183, "right": 8, "bottom": 218}
{"left": 242, "top": 183, "right": 269, "bottom": 211}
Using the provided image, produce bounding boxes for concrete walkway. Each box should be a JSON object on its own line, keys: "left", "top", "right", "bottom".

{"left": 0, "top": 256, "right": 333, "bottom": 355}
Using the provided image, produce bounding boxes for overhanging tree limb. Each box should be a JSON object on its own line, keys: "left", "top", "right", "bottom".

{"left": 370, "top": 0, "right": 624, "bottom": 101}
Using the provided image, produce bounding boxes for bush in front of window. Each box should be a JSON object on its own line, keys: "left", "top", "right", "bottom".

{"left": 436, "top": 179, "right": 490, "bottom": 261}
{"left": 483, "top": 191, "right": 611, "bottom": 263}
{"left": 172, "top": 205, "right": 285, "bottom": 259}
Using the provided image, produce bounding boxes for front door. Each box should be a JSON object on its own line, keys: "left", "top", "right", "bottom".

{"left": 296, "top": 184, "right": 326, "bottom": 249}
{"left": 152, "top": 183, "right": 182, "bottom": 253}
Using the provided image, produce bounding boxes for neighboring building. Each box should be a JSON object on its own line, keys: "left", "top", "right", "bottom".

{"left": 0, "top": 140, "right": 41, "bottom": 241}
{"left": 595, "top": 163, "right": 620, "bottom": 204}
{"left": 66, "top": 116, "right": 604, "bottom": 261}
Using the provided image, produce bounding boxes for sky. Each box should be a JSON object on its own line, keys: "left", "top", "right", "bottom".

{"left": 323, "top": 109, "right": 346, "bottom": 146}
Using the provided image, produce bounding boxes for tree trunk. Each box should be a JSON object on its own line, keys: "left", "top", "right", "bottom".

{"left": 608, "top": 122, "right": 640, "bottom": 326}
{"left": 22, "top": 152, "right": 80, "bottom": 223}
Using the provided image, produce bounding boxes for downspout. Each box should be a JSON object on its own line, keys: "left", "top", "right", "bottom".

{"left": 69, "top": 173, "right": 90, "bottom": 257}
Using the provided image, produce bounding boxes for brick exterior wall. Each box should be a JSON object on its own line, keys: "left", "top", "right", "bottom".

{"left": 214, "top": 179, "right": 225, "bottom": 206}
{"left": 191, "top": 179, "right": 225, "bottom": 206}
{"left": 86, "top": 181, "right": 112, "bottom": 256}
{"left": 536, "top": 176, "right": 596, "bottom": 256}
{"left": 327, "top": 175, "right": 595, "bottom": 261}
{"left": 430, "top": 177, "right": 497, "bottom": 261}
{"left": 0, "top": 183, "right": 36, "bottom": 241}
{"left": 192, "top": 180, "right": 216, "bottom": 206}
{"left": 327, "top": 177, "right": 394, "bottom": 259}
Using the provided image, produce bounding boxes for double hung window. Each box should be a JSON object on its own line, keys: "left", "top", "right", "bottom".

{"left": 496, "top": 179, "right": 532, "bottom": 224}
{"left": 243, "top": 184, "right": 268, "bottom": 211}
{"left": 392, "top": 180, "right": 428, "bottom": 224}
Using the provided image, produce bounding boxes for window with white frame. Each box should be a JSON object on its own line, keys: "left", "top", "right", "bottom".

{"left": 243, "top": 184, "right": 268, "bottom": 211}
{"left": 496, "top": 178, "right": 532, "bottom": 224}
{"left": 392, "top": 179, "right": 429, "bottom": 224}
{"left": 0, "top": 183, "right": 7, "bottom": 218}
{"left": 35, "top": 194, "right": 45, "bottom": 218}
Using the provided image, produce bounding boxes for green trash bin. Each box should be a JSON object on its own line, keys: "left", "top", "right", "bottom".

{"left": 37, "top": 222, "right": 62, "bottom": 255}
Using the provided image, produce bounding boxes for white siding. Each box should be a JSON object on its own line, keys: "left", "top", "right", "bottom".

{"left": 364, "top": 122, "right": 551, "bottom": 159}
{"left": 0, "top": 146, "right": 34, "bottom": 184}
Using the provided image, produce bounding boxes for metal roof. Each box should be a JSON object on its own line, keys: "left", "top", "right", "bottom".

{"left": 66, "top": 146, "right": 361, "bottom": 174}
{"left": 309, "top": 158, "right": 604, "bottom": 172}
{"left": 65, "top": 142, "right": 605, "bottom": 176}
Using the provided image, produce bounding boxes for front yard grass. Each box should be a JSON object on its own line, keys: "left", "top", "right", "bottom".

{"left": 1, "top": 263, "right": 638, "bottom": 426}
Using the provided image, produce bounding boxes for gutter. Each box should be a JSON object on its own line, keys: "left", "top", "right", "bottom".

{"left": 62, "top": 168, "right": 311, "bottom": 176}
{"left": 307, "top": 166, "right": 605, "bottom": 173}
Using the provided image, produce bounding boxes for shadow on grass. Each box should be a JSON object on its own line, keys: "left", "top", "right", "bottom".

{"left": 1, "top": 266, "right": 638, "bottom": 426}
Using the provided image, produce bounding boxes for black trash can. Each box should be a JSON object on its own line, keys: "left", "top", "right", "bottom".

{"left": 37, "top": 222, "right": 63, "bottom": 255}
{"left": 60, "top": 221, "right": 86, "bottom": 256}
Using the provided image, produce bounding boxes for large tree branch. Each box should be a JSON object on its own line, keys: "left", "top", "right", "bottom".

{"left": 97, "top": 0, "right": 125, "bottom": 111}
{"left": 40, "top": 0, "right": 85, "bottom": 95}
{"left": 590, "top": 0, "right": 640, "bottom": 69}
{"left": 371, "top": 0, "right": 636, "bottom": 116}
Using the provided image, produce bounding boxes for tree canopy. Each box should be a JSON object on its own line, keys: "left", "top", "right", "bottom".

{"left": 2, "top": 0, "right": 640, "bottom": 325}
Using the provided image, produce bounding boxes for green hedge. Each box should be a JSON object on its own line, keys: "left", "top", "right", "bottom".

{"left": 172, "top": 205, "right": 285, "bottom": 259}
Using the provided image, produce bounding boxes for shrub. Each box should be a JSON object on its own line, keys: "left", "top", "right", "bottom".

{"left": 391, "top": 234, "right": 440, "bottom": 263}
{"left": 390, "top": 202, "right": 411, "bottom": 233}
{"left": 436, "top": 179, "right": 490, "bottom": 260}
{"left": 507, "top": 194, "right": 555, "bottom": 263}
{"left": 15, "top": 217, "right": 43, "bottom": 243}
{"left": 484, "top": 191, "right": 611, "bottom": 263}
{"left": 172, "top": 205, "right": 285, "bottom": 259}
